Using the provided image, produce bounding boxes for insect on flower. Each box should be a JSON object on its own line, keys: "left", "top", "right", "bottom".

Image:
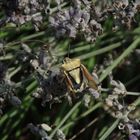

{"left": 60, "top": 57, "right": 99, "bottom": 96}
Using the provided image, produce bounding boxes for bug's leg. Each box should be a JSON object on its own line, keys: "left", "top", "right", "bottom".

{"left": 64, "top": 71, "right": 76, "bottom": 102}
{"left": 80, "top": 64, "right": 98, "bottom": 90}
{"left": 65, "top": 92, "right": 73, "bottom": 105}
{"left": 65, "top": 79, "right": 76, "bottom": 100}
{"left": 63, "top": 71, "right": 75, "bottom": 93}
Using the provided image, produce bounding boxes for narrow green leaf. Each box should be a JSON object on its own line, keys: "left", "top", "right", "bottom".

{"left": 50, "top": 102, "right": 81, "bottom": 138}
{"left": 99, "top": 119, "right": 120, "bottom": 140}
{"left": 99, "top": 38, "right": 140, "bottom": 82}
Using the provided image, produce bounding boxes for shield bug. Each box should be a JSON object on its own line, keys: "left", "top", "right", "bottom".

{"left": 60, "top": 57, "right": 99, "bottom": 96}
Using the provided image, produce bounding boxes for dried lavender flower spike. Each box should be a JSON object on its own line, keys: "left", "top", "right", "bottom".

{"left": 129, "top": 134, "right": 138, "bottom": 140}
{"left": 8, "top": 96, "right": 21, "bottom": 107}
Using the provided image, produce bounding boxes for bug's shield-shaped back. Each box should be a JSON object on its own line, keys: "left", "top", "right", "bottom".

{"left": 61, "top": 57, "right": 99, "bottom": 95}
{"left": 61, "top": 58, "right": 83, "bottom": 92}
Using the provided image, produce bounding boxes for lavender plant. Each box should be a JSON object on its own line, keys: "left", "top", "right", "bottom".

{"left": 0, "top": 0, "right": 140, "bottom": 140}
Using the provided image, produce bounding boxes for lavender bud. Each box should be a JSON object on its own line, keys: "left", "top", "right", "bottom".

{"left": 135, "top": 0, "right": 140, "bottom": 5}
{"left": 66, "top": 24, "right": 76, "bottom": 38}
{"left": 56, "top": 129, "right": 66, "bottom": 140}
{"left": 121, "top": 0, "right": 129, "bottom": 7}
{"left": 73, "top": 8, "right": 82, "bottom": 24}
{"left": 129, "top": 134, "right": 138, "bottom": 140}
{"left": 38, "top": 129, "right": 49, "bottom": 139}
{"left": 28, "top": 123, "right": 51, "bottom": 140}
{"left": 39, "top": 123, "right": 52, "bottom": 132}
{"left": 56, "top": 29, "right": 67, "bottom": 37}
{"left": 82, "top": 94, "right": 91, "bottom": 107}
{"left": 88, "top": 88, "right": 100, "bottom": 99}
{"left": 72, "top": 0, "right": 81, "bottom": 8}
{"left": 32, "top": 92, "right": 42, "bottom": 98}
{"left": 21, "top": 43, "right": 31, "bottom": 53}
{"left": 49, "top": 17, "right": 58, "bottom": 27}
{"left": 69, "top": 7, "right": 75, "bottom": 17}
{"left": 117, "top": 81, "right": 126, "bottom": 92}
{"left": 81, "top": 0, "right": 91, "bottom": 5}
{"left": 27, "top": 123, "right": 40, "bottom": 135}
{"left": 30, "top": 59, "right": 39, "bottom": 70}
{"left": 82, "top": 11, "right": 90, "bottom": 25}
{"left": 9, "top": 96, "right": 21, "bottom": 107}
{"left": 135, "top": 131, "right": 140, "bottom": 137}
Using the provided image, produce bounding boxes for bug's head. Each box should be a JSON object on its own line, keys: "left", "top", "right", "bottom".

{"left": 63, "top": 57, "right": 71, "bottom": 64}
{"left": 61, "top": 57, "right": 81, "bottom": 71}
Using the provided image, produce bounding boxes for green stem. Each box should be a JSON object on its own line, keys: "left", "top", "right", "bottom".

{"left": 0, "top": 80, "right": 37, "bottom": 125}
{"left": 8, "top": 66, "right": 22, "bottom": 79}
{"left": 57, "top": 35, "right": 123, "bottom": 57}
{"left": 78, "top": 42, "right": 121, "bottom": 60}
{"left": 101, "top": 88, "right": 140, "bottom": 96}
{"left": 5, "top": 2, "right": 68, "bottom": 48}
{"left": 125, "top": 74, "right": 140, "bottom": 87}
{"left": 99, "top": 119, "right": 120, "bottom": 140}
{"left": 133, "top": 97, "right": 140, "bottom": 106}
{"left": 127, "top": 92, "right": 140, "bottom": 96}
{"left": 68, "top": 118, "right": 99, "bottom": 140}
{"left": 0, "top": 54, "right": 13, "bottom": 60}
{"left": 49, "top": 102, "right": 81, "bottom": 138}
{"left": 61, "top": 102, "right": 102, "bottom": 131}
{"left": 99, "top": 38, "right": 140, "bottom": 82}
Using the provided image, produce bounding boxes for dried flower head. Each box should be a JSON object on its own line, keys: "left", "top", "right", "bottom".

{"left": 118, "top": 119, "right": 140, "bottom": 140}
{"left": 56, "top": 129, "right": 66, "bottom": 140}
{"left": 27, "top": 123, "right": 51, "bottom": 140}
{"left": 49, "top": 1, "right": 103, "bottom": 42}
{"left": 0, "top": 0, "right": 50, "bottom": 30}
{"left": 0, "top": 80, "right": 21, "bottom": 114}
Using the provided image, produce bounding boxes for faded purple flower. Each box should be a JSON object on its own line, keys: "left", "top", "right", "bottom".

{"left": 27, "top": 123, "right": 51, "bottom": 140}
{"left": 88, "top": 88, "right": 100, "bottom": 99}
{"left": 8, "top": 96, "right": 21, "bottom": 107}
{"left": 49, "top": 1, "right": 103, "bottom": 42}
{"left": 129, "top": 134, "right": 138, "bottom": 140}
